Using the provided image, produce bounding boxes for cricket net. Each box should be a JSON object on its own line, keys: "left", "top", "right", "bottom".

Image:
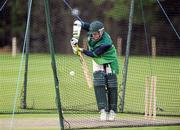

{"left": 0, "top": 0, "right": 179, "bottom": 129}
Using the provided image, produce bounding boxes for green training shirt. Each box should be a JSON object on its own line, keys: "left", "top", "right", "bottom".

{"left": 87, "top": 32, "right": 119, "bottom": 74}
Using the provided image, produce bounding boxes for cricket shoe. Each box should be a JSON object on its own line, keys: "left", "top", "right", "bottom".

{"left": 100, "top": 109, "right": 107, "bottom": 121}
{"left": 108, "top": 110, "right": 116, "bottom": 121}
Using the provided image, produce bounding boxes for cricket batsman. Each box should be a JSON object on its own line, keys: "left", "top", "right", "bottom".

{"left": 70, "top": 20, "right": 119, "bottom": 121}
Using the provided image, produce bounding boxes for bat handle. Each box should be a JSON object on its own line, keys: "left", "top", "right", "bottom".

{"left": 77, "top": 50, "right": 82, "bottom": 56}
{"left": 75, "top": 45, "right": 82, "bottom": 57}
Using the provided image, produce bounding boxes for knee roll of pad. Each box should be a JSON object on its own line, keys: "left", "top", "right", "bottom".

{"left": 107, "top": 74, "right": 118, "bottom": 88}
{"left": 93, "top": 71, "right": 106, "bottom": 87}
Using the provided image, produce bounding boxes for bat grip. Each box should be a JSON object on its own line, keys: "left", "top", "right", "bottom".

{"left": 75, "top": 44, "right": 82, "bottom": 56}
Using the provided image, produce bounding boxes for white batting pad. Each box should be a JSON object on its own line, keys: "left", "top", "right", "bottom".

{"left": 73, "top": 20, "right": 82, "bottom": 39}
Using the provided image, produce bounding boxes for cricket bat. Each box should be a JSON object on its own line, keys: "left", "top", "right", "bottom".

{"left": 73, "top": 20, "right": 93, "bottom": 89}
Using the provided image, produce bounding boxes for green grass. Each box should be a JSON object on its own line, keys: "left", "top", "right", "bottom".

{"left": 0, "top": 54, "right": 179, "bottom": 113}
{"left": 0, "top": 54, "right": 179, "bottom": 129}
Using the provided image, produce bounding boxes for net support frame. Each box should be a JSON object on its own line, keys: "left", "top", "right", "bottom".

{"left": 120, "top": 0, "right": 135, "bottom": 112}
{"left": 44, "top": 0, "right": 64, "bottom": 129}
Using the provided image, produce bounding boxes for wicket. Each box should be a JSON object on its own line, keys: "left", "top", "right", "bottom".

{"left": 144, "top": 76, "right": 157, "bottom": 118}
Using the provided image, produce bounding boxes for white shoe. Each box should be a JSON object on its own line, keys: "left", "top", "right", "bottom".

{"left": 108, "top": 110, "right": 116, "bottom": 121}
{"left": 100, "top": 109, "right": 107, "bottom": 121}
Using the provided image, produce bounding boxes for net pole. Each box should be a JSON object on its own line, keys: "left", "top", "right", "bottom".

{"left": 0, "top": 0, "right": 8, "bottom": 12}
{"left": 156, "top": 0, "right": 180, "bottom": 40}
{"left": 44, "top": 0, "right": 64, "bottom": 129}
{"left": 21, "top": 0, "right": 31, "bottom": 109}
{"left": 10, "top": 0, "right": 33, "bottom": 129}
{"left": 120, "top": 0, "right": 135, "bottom": 112}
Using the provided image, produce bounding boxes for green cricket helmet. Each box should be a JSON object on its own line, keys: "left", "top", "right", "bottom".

{"left": 89, "top": 20, "right": 104, "bottom": 35}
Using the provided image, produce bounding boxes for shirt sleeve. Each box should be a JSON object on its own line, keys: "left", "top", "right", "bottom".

{"left": 83, "top": 44, "right": 112, "bottom": 57}
{"left": 81, "top": 21, "right": 90, "bottom": 31}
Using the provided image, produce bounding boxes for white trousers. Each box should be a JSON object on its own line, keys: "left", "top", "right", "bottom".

{"left": 92, "top": 60, "right": 112, "bottom": 74}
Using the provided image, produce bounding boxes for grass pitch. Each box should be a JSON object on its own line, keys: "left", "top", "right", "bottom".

{"left": 0, "top": 54, "right": 179, "bottom": 129}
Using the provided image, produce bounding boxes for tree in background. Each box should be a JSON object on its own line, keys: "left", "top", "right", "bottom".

{"left": 0, "top": 0, "right": 26, "bottom": 48}
{"left": 0, "top": 0, "right": 179, "bottom": 55}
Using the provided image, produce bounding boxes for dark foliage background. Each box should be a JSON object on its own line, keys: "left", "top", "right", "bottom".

{"left": 0, "top": 0, "right": 179, "bottom": 55}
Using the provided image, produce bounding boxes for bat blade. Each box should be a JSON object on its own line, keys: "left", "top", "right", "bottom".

{"left": 72, "top": 20, "right": 92, "bottom": 88}
{"left": 79, "top": 53, "right": 93, "bottom": 89}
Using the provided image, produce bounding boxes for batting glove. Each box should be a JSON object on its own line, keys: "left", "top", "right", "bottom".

{"left": 72, "top": 46, "right": 84, "bottom": 55}
{"left": 70, "top": 37, "right": 78, "bottom": 47}
{"left": 78, "top": 47, "right": 84, "bottom": 52}
{"left": 72, "top": 46, "right": 78, "bottom": 54}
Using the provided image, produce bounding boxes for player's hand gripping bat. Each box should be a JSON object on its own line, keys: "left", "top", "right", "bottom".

{"left": 72, "top": 20, "right": 93, "bottom": 89}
